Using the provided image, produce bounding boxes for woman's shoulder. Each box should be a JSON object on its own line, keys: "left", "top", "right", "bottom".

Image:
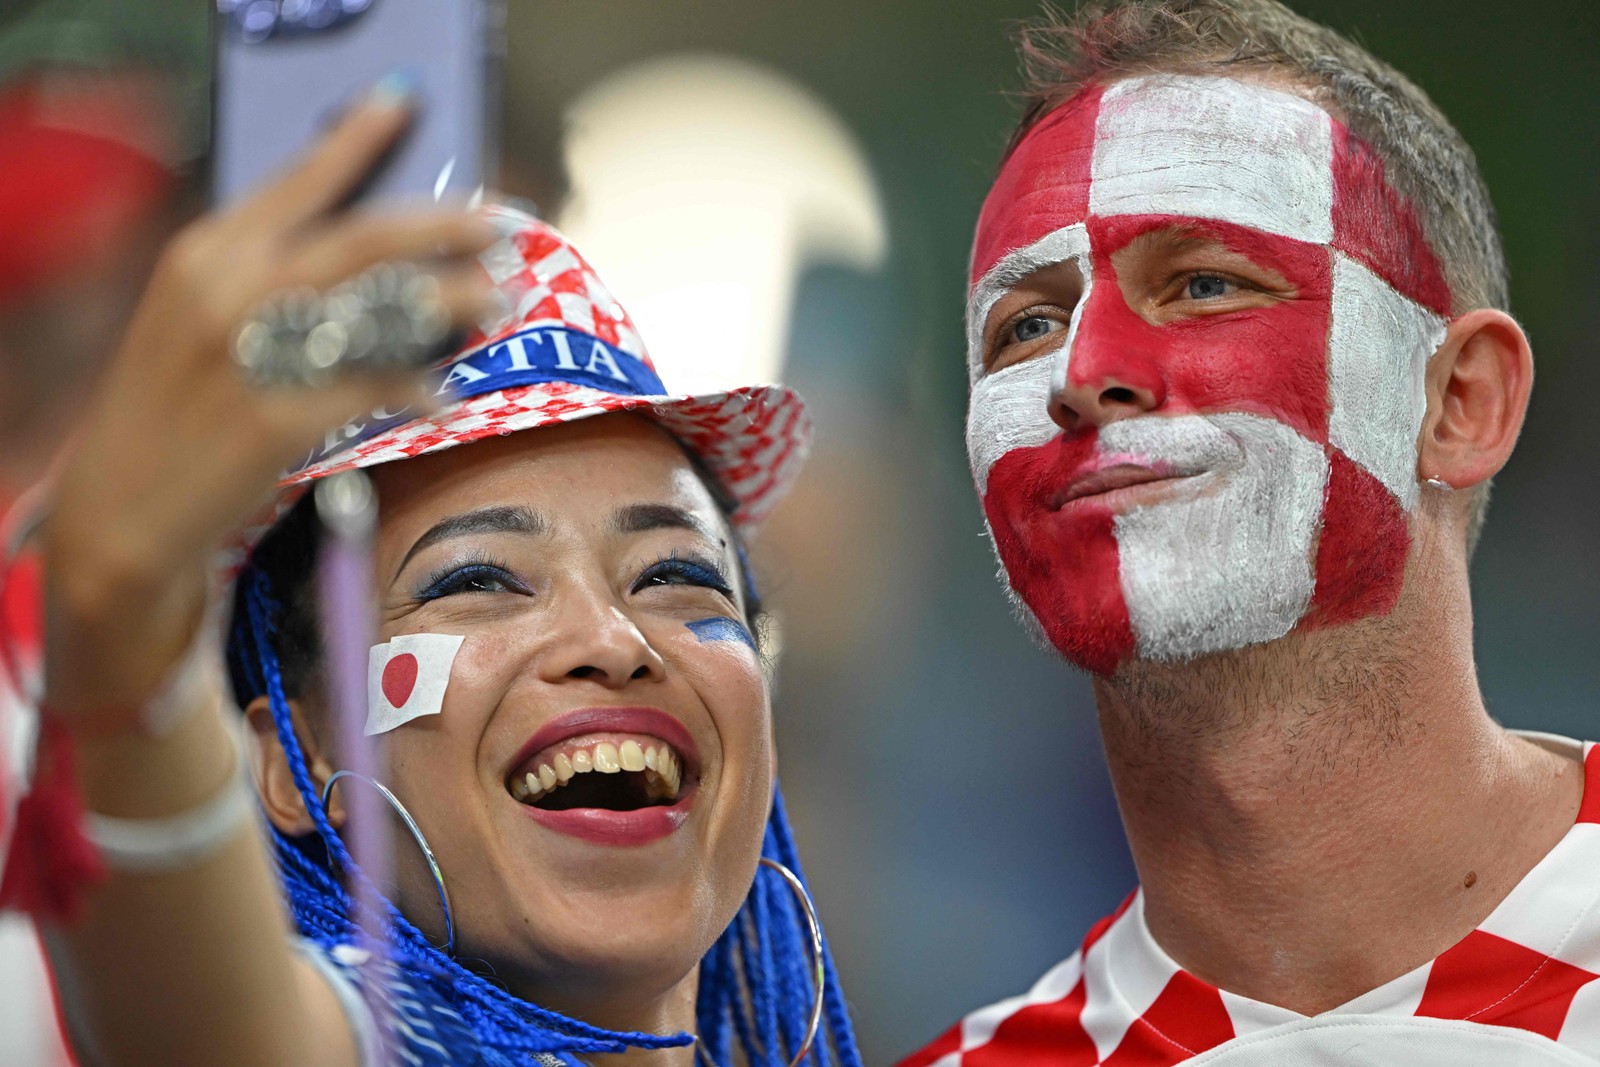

{"left": 297, "top": 936, "right": 487, "bottom": 1067}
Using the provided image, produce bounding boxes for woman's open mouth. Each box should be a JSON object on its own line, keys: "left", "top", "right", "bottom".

{"left": 503, "top": 708, "right": 701, "bottom": 846}
{"left": 509, "top": 734, "right": 686, "bottom": 810}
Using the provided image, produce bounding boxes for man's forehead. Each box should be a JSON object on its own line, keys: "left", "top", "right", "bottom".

{"left": 969, "top": 71, "right": 1451, "bottom": 318}
{"left": 1094, "top": 75, "right": 1333, "bottom": 240}
{"left": 972, "top": 74, "right": 1336, "bottom": 283}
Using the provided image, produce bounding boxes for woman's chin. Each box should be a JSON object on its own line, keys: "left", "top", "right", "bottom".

{"left": 446, "top": 778, "right": 759, "bottom": 1008}
{"left": 477, "top": 841, "right": 727, "bottom": 966}
{"left": 463, "top": 889, "right": 718, "bottom": 1014}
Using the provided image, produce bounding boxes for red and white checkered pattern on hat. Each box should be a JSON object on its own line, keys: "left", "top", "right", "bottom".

{"left": 263, "top": 207, "right": 809, "bottom": 545}
{"left": 898, "top": 738, "right": 1600, "bottom": 1067}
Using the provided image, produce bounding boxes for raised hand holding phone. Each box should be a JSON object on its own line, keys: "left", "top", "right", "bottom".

{"left": 18, "top": 74, "right": 502, "bottom": 1067}
{"left": 44, "top": 82, "right": 497, "bottom": 731}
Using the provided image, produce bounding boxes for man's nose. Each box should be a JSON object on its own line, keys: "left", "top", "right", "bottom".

{"left": 1047, "top": 288, "right": 1166, "bottom": 432}
{"left": 535, "top": 586, "right": 665, "bottom": 688}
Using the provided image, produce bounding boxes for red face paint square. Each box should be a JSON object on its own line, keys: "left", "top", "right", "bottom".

{"left": 1078, "top": 214, "right": 1335, "bottom": 444}
{"left": 971, "top": 85, "right": 1103, "bottom": 286}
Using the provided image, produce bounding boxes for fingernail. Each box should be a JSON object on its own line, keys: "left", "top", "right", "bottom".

{"left": 369, "top": 71, "right": 419, "bottom": 107}
{"left": 488, "top": 194, "right": 542, "bottom": 220}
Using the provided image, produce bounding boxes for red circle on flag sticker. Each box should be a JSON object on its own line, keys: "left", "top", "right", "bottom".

{"left": 381, "top": 653, "right": 419, "bottom": 708}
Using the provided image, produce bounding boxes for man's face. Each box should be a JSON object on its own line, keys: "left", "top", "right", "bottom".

{"left": 966, "top": 74, "right": 1453, "bottom": 675}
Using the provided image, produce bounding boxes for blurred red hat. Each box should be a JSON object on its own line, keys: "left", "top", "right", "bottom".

{"left": 0, "top": 71, "right": 174, "bottom": 306}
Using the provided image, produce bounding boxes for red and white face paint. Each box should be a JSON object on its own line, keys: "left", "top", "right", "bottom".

{"left": 967, "top": 75, "right": 1451, "bottom": 675}
{"left": 365, "top": 633, "right": 465, "bottom": 736}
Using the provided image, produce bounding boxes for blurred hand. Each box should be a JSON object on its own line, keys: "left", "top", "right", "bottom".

{"left": 40, "top": 87, "right": 500, "bottom": 728}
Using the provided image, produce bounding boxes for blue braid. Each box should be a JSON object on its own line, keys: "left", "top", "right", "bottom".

{"left": 768, "top": 789, "right": 864, "bottom": 1067}
{"left": 733, "top": 540, "right": 761, "bottom": 605}
{"left": 694, "top": 787, "right": 865, "bottom": 1067}
{"left": 757, "top": 869, "right": 786, "bottom": 1062}
{"left": 734, "top": 881, "right": 773, "bottom": 1063}
{"left": 767, "top": 861, "right": 811, "bottom": 1064}
{"left": 694, "top": 930, "right": 735, "bottom": 1065}
{"left": 229, "top": 564, "right": 865, "bottom": 1066}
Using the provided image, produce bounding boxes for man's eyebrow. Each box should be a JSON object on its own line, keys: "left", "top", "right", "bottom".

{"left": 612, "top": 503, "right": 724, "bottom": 545}
{"left": 1138, "top": 223, "right": 1270, "bottom": 261}
{"left": 1126, "top": 223, "right": 1293, "bottom": 281}
{"left": 1129, "top": 224, "right": 1218, "bottom": 254}
{"left": 395, "top": 505, "right": 546, "bottom": 578}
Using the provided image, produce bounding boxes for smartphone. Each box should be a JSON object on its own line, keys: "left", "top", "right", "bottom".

{"left": 211, "top": 0, "right": 503, "bottom": 207}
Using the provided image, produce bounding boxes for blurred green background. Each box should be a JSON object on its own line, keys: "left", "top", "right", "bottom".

{"left": 3, "top": 0, "right": 1596, "bottom": 1061}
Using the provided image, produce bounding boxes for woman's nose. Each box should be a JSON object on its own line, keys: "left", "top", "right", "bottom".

{"left": 535, "top": 589, "right": 665, "bottom": 688}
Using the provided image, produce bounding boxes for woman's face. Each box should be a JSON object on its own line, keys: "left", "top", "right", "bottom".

{"left": 359, "top": 413, "right": 771, "bottom": 1016}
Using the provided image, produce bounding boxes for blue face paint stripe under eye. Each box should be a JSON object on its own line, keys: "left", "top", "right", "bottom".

{"left": 686, "top": 617, "right": 756, "bottom": 650}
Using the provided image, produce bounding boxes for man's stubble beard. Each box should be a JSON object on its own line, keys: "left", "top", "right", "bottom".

{"left": 1097, "top": 491, "right": 1464, "bottom": 792}
{"left": 1091, "top": 612, "right": 1421, "bottom": 799}
{"left": 990, "top": 509, "right": 1432, "bottom": 800}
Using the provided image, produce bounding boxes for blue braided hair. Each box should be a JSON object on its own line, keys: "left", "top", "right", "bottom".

{"left": 225, "top": 504, "right": 862, "bottom": 1067}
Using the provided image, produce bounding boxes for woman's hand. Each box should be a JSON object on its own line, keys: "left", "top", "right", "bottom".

{"left": 40, "top": 85, "right": 501, "bottom": 728}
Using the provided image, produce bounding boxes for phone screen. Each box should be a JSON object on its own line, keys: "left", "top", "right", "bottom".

{"left": 211, "top": 0, "right": 502, "bottom": 207}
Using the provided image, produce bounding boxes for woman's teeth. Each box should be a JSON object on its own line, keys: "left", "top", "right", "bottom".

{"left": 511, "top": 739, "right": 683, "bottom": 805}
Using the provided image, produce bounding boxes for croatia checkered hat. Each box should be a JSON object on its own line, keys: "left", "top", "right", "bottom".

{"left": 265, "top": 206, "right": 809, "bottom": 541}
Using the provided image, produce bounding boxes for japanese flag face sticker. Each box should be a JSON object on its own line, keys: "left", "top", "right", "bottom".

{"left": 366, "top": 633, "right": 466, "bottom": 736}
{"left": 966, "top": 74, "right": 1452, "bottom": 676}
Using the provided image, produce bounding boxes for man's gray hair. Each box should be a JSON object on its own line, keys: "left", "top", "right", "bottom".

{"left": 1006, "top": 0, "right": 1504, "bottom": 550}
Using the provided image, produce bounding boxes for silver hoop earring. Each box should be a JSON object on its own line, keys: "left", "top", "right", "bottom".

{"left": 321, "top": 770, "right": 456, "bottom": 956}
{"left": 692, "top": 858, "right": 825, "bottom": 1067}
{"left": 760, "top": 857, "right": 825, "bottom": 1067}
{"left": 1424, "top": 476, "right": 1453, "bottom": 491}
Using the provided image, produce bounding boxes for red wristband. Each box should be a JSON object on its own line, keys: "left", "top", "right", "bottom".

{"left": 0, "top": 495, "right": 105, "bottom": 921}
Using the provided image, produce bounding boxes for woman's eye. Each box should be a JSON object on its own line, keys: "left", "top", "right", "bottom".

{"left": 1185, "top": 275, "right": 1234, "bottom": 300}
{"left": 634, "top": 556, "right": 733, "bottom": 597}
{"left": 418, "top": 563, "right": 522, "bottom": 601}
{"left": 1011, "top": 315, "right": 1061, "bottom": 344}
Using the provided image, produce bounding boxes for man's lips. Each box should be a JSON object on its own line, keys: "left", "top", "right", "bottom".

{"left": 1051, "top": 461, "right": 1189, "bottom": 509}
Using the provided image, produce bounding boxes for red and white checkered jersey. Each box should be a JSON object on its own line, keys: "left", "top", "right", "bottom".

{"left": 901, "top": 737, "right": 1600, "bottom": 1067}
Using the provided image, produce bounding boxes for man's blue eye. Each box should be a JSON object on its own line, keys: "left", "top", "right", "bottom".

{"left": 1012, "top": 316, "right": 1057, "bottom": 343}
{"left": 418, "top": 563, "right": 520, "bottom": 600}
{"left": 1187, "top": 275, "right": 1232, "bottom": 300}
{"left": 635, "top": 556, "right": 733, "bottom": 597}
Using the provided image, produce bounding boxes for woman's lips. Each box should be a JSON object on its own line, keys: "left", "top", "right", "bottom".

{"left": 516, "top": 788, "right": 696, "bottom": 846}
{"left": 507, "top": 706, "right": 701, "bottom": 779}
{"left": 510, "top": 732, "right": 685, "bottom": 804}
{"left": 506, "top": 707, "right": 702, "bottom": 847}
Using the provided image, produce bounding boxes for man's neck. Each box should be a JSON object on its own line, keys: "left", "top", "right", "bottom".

{"left": 1093, "top": 548, "right": 1584, "bottom": 1015}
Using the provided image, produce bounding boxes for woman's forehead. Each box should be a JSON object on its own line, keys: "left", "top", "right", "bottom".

{"left": 370, "top": 414, "right": 724, "bottom": 539}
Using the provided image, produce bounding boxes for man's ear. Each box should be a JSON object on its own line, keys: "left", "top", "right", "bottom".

{"left": 1417, "top": 308, "right": 1533, "bottom": 489}
{"left": 244, "top": 694, "right": 346, "bottom": 837}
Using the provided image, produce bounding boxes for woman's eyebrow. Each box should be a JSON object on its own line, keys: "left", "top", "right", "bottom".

{"left": 395, "top": 505, "right": 546, "bottom": 578}
{"left": 612, "top": 503, "right": 724, "bottom": 546}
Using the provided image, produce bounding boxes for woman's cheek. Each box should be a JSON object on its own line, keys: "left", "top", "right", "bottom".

{"left": 380, "top": 631, "right": 512, "bottom": 786}
{"left": 663, "top": 618, "right": 773, "bottom": 784}
{"left": 438, "top": 630, "right": 524, "bottom": 715}
{"left": 667, "top": 617, "right": 766, "bottom": 706}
